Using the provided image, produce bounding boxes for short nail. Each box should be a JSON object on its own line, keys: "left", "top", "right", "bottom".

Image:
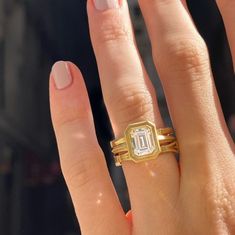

{"left": 93, "top": 0, "right": 119, "bottom": 11}
{"left": 52, "top": 61, "right": 72, "bottom": 90}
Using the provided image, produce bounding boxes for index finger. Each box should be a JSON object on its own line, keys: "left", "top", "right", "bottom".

{"left": 49, "top": 61, "right": 129, "bottom": 235}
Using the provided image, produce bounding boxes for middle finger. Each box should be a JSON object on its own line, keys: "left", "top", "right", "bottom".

{"left": 87, "top": 0, "right": 179, "bottom": 231}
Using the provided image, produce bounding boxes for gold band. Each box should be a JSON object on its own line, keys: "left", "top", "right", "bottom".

{"left": 110, "top": 121, "right": 179, "bottom": 166}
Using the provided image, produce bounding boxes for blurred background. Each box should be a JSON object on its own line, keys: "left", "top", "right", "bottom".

{"left": 0, "top": 0, "right": 234, "bottom": 235}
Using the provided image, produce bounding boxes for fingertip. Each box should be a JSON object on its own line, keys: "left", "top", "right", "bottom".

{"left": 87, "top": 0, "right": 123, "bottom": 12}
{"left": 50, "top": 61, "right": 84, "bottom": 92}
{"left": 49, "top": 60, "right": 91, "bottom": 128}
{"left": 50, "top": 61, "right": 73, "bottom": 90}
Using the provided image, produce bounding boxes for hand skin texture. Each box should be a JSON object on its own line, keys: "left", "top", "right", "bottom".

{"left": 49, "top": 0, "right": 235, "bottom": 234}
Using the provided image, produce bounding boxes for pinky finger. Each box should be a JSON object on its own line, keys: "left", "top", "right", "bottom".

{"left": 49, "top": 61, "right": 129, "bottom": 235}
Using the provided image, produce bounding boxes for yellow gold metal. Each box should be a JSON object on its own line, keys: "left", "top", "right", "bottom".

{"left": 110, "top": 121, "right": 179, "bottom": 166}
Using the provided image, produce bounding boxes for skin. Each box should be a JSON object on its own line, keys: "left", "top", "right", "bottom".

{"left": 49, "top": 0, "right": 235, "bottom": 234}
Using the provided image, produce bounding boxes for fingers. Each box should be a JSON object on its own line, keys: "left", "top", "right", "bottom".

{"left": 87, "top": 0, "right": 179, "bottom": 231}
{"left": 216, "top": 0, "right": 235, "bottom": 68}
{"left": 49, "top": 61, "right": 129, "bottom": 235}
{"left": 139, "top": 1, "right": 234, "bottom": 174}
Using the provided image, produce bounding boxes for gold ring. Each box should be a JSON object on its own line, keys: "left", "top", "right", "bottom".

{"left": 110, "top": 121, "right": 179, "bottom": 167}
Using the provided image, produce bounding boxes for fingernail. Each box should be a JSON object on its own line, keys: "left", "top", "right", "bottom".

{"left": 93, "top": 0, "right": 119, "bottom": 11}
{"left": 52, "top": 61, "right": 72, "bottom": 90}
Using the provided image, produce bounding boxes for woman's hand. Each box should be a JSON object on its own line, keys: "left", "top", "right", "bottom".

{"left": 49, "top": 0, "right": 235, "bottom": 234}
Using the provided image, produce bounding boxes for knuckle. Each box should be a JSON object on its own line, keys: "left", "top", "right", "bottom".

{"left": 157, "top": 37, "right": 210, "bottom": 81}
{"left": 55, "top": 110, "right": 90, "bottom": 134}
{"left": 168, "top": 38, "right": 208, "bottom": 71}
{"left": 108, "top": 85, "right": 154, "bottom": 126}
{"left": 97, "top": 17, "right": 132, "bottom": 45}
{"left": 62, "top": 152, "right": 103, "bottom": 190}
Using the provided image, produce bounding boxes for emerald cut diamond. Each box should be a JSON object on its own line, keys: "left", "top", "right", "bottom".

{"left": 130, "top": 127, "right": 155, "bottom": 157}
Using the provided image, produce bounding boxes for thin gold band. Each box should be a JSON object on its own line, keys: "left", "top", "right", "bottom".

{"left": 113, "top": 141, "right": 178, "bottom": 166}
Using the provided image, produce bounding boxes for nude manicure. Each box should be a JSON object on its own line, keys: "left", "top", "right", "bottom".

{"left": 52, "top": 61, "right": 72, "bottom": 90}
{"left": 93, "top": 0, "right": 119, "bottom": 11}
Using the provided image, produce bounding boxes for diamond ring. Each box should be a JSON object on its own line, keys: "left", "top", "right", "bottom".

{"left": 110, "top": 121, "right": 179, "bottom": 166}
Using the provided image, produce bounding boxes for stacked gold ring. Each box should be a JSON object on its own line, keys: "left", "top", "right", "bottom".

{"left": 110, "top": 121, "right": 178, "bottom": 166}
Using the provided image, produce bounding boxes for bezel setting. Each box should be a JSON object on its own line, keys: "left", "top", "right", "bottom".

{"left": 125, "top": 121, "right": 160, "bottom": 163}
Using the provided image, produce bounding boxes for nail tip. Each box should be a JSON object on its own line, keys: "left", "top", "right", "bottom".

{"left": 52, "top": 61, "right": 72, "bottom": 90}
{"left": 52, "top": 60, "right": 66, "bottom": 69}
{"left": 93, "top": 0, "right": 119, "bottom": 11}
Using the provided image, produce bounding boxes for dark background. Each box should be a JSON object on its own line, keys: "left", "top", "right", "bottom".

{"left": 0, "top": 0, "right": 234, "bottom": 235}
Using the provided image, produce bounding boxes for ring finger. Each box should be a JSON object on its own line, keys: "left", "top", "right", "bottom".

{"left": 87, "top": 0, "right": 179, "bottom": 231}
